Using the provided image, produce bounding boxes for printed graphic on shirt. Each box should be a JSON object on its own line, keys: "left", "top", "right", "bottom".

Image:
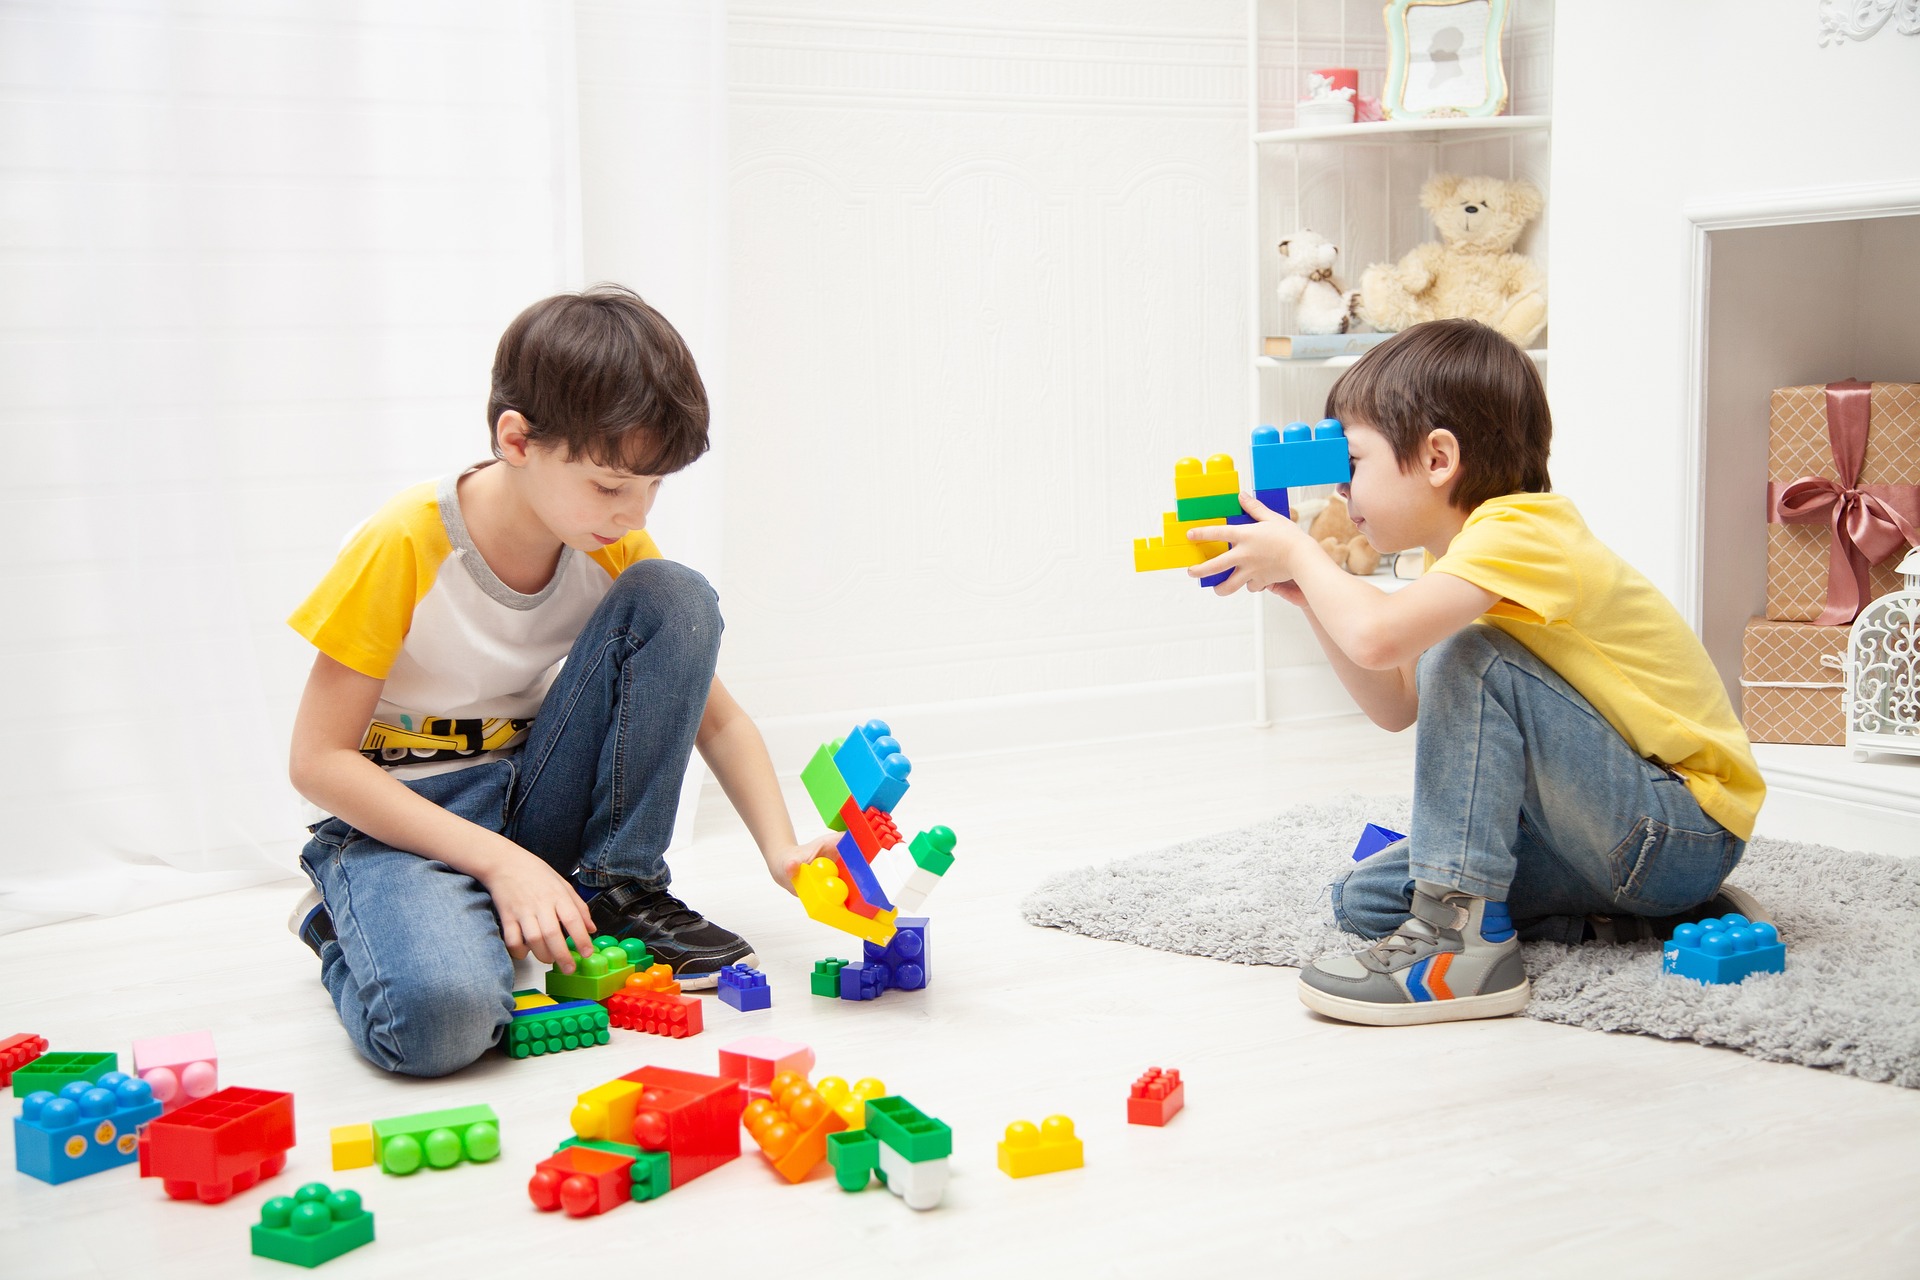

{"left": 360, "top": 715, "right": 532, "bottom": 767}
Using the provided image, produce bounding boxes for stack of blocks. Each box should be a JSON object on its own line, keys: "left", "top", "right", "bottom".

{"left": 529, "top": 1065, "right": 747, "bottom": 1218}
{"left": 505, "top": 990, "right": 612, "bottom": 1057}
{"left": 831, "top": 917, "right": 930, "bottom": 1001}
{"left": 793, "top": 720, "right": 955, "bottom": 950}
{"left": 826, "top": 1095, "right": 952, "bottom": 1211}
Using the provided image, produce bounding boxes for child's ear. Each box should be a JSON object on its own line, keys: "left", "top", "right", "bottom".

{"left": 495, "top": 410, "right": 534, "bottom": 464}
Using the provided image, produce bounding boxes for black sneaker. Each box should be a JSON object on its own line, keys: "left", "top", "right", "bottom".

{"left": 286, "top": 885, "right": 336, "bottom": 957}
{"left": 585, "top": 881, "right": 756, "bottom": 990}
{"left": 1586, "top": 882, "right": 1772, "bottom": 944}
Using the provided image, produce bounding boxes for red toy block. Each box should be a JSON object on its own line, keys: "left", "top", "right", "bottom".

{"left": 1127, "top": 1067, "right": 1184, "bottom": 1127}
{"left": 715, "top": 1037, "right": 815, "bottom": 1098}
{"left": 837, "top": 797, "right": 905, "bottom": 863}
{"left": 605, "top": 966, "right": 704, "bottom": 1039}
{"left": 138, "top": 1086, "right": 296, "bottom": 1203}
{"left": 617, "top": 1066, "right": 745, "bottom": 1187}
{"left": 529, "top": 1145, "right": 633, "bottom": 1217}
{"left": 0, "top": 1033, "right": 48, "bottom": 1087}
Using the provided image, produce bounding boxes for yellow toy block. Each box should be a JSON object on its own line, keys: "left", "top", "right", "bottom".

{"left": 996, "top": 1115, "right": 1084, "bottom": 1178}
{"left": 1172, "top": 453, "right": 1240, "bottom": 500}
{"left": 513, "top": 990, "right": 557, "bottom": 1011}
{"left": 1133, "top": 509, "right": 1228, "bottom": 572}
{"left": 331, "top": 1123, "right": 374, "bottom": 1171}
{"left": 570, "top": 1079, "right": 646, "bottom": 1143}
{"left": 794, "top": 858, "right": 899, "bottom": 947}
{"left": 814, "top": 1076, "right": 888, "bottom": 1130}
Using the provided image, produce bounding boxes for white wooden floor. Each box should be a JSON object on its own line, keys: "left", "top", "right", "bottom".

{"left": 4, "top": 717, "right": 1918, "bottom": 1279}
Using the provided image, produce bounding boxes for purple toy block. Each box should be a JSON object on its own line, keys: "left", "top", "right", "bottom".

{"left": 862, "top": 917, "right": 928, "bottom": 991}
{"left": 717, "top": 965, "right": 772, "bottom": 1012}
{"left": 1351, "top": 823, "right": 1406, "bottom": 861}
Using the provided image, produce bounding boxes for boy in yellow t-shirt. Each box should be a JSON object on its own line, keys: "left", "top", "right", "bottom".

{"left": 1192, "top": 319, "right": 1766, "bottom": 1027}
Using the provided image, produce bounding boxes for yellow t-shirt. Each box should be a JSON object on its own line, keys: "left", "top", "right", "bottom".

{"left": 1427, "top": 492, "right": 1764, "bottom": 841}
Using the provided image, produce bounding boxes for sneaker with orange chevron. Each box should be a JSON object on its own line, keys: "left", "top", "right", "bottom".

{"left": 1299, "top": 881, "right": 1529, "bottom": 1026}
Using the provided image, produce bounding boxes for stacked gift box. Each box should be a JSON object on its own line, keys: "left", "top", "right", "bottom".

{"left": 1743, "top": 381, "right": 1920, "bottom": 744}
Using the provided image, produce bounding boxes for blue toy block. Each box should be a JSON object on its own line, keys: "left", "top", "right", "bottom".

{"left": 838, "top": 961, "right": 889, "bottom": 1002}
{"left": 1251, "top": 419, "right": 1349, "bottom": 492}
{"left": 1351, "top": 823, "right": 1406, "bottom": 861}
{"left": 835, "top": 830, "right": 897, "bottom": 913}
{"left": 717, "top": 965, "right": 772, "bottom": 1012}
{"left": 14, "top": 1072, "right": 162, "bottom": 1184}
{"left": 833, "top": 720, "right": 913, "bottom": 813}
{"left": 1251, "top": 487, "right": 1292, "bottom": 519}
{"left": 1198, "top": 569, "right": 1231, "bottom": 588}
{"left": 1662, "top": 915, "right": 1786, "bottom": 985}
{"left": 863, "top": 917, "right": 929, "bottom": 991}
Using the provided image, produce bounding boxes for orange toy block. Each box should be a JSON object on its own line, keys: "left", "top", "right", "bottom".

{"left": 605, "top": 966, "right": 704, "bottom": 1038}
{"left": 742, "top": 1071, "right": 847, "bottom": 1184}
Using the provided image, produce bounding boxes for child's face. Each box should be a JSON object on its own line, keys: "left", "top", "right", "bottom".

{"left": 1338, "top": 421, "right": 1452, "bottom": 555}
{"left": 521, "top": 440, "right": 663, "bottom": 553}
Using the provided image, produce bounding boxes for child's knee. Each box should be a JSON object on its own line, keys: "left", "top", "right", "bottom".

{"left": 363, "top": 974, "right": 510, "bottom": 1079}
{"left": 610, "top": 559, "right": 722, "bottom": 647}
{"left": 1330, "top": 859, "right": 1415, "bottom": 939}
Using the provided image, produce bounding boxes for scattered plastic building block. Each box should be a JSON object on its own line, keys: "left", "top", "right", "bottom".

{"left": 1662, "top": 915, "right": 1786, "bottom": 985}
{"left": 717, "top": 965, "right": 772, "bottom": 1012}
{"left": 0, "top": 1033, "right": 47, "bottom": 1087}
{"left": 1133, "top": 509, "right": 1229, "bottom": 572}
{"left": 512, "top": 990, "right": 556, "bottom": 1011}
{"left": 864, "top": 917, "right": 929, "bottom": 991}
{"left": 716, "top": 1038, "right": 816, "bottom": 1098}
{"left": 1351, "top": 822, "right": 1407, "bottom": 862}
{"left": 370, "top": 1104, "right": 501, "bottom": 1175}
{"left": 876, "top": 1140, "right": 951, "bottom": 1211}
{"left": 794, "top": 856, "right": 899, "bottom": 946}
{"left": 833, "top": 720, "right": 913, "bottom": 813}
{"left": 831, "top": 1095, "right": 951, "bottom": 1210}
{"left": 14, "top": 1073, "right": 161, "bottom": 1184}
{"left": 811, "top": 958, "right": 848, "bottom": 998}
{"left": 546, "top": 937, "right": 640, "bottom": 1003}
{"left": 1251, "top": 419, "right": 1350, "bottom": 491}
{"left": 1127, "top": 1068, "right": 1184, "bottom": 1127}
{"left": 612, "top": 1066, "right": 746, "bottom": 1187}
{"left": 139, "top": 1086, "right": 296, "bottom": 1203}
{"left": 743, "top": 1071, "right": 848, "bottom": 1183}
{"left": 504, "top": 999, "right": 611, "bottom": 1058}
{"left": 827, "top": 1128, "right": 878, "bottom": 1192}
{"left": 131, "top": 1030, "right": 219, "bottom": 1114}
{"left": 864, "top": 1096, "right": 952, "bottom": 1165}
{"left": 12, "top": 1050, "right": 117, "bottom": 1098}
{"left": 251, "top": 1183, "right": 373, "bottom": 1268}
{"left": 1173, "top": 454, "right": 1243, "bottom": 522}
{"left": 331, "top": 1124, "right": 374, "bottom": 1171}
{"left": 814, "top": 1076, "right": 886, "bottom": 1129}
{"left": 890, "top": 827, "right": 957, "bottom": 914}
{"left": 837, "top": 961, "right": 887, "bottom": 1002}
{"left": 997, "top": 1115, "right": 1084, "bottom": 1178}
{"left": 528, "top": 1143, "right": 635, "bottom": 1218}
{"left": 605, "top": 966, "right": 703, "bottom": 1039}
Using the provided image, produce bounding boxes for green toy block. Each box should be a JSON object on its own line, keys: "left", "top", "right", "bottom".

{"left": 826, "top": 1129, "right": 877, "bottom": 1192}
{"left": 629, "top": 1149, "right": 671, "bottom": 1201}
{"left": 370, "top": 1104, "right": 501, "bottom": 1175}
{"left": 504, "top": 1001, "right": 610, "bottom": 1058}
{"left": 864, "top": 1096, "right": 951, "bottom": 1163}
{"left": 12, "top": 1051, "right": 116, "bottom": 1097}
{"left": 908, "top": 827, "right": 956, "bottom": 877}
{"left": 546, "top": 937, "right": 636, "bottom": 1002}
{"left": 802, "top": 740, "right": 853, "bottom": 831}
{"left": 1175, "top": 491, "right": 1243, "bottom": 522}
{"left": 251, "top": 1182, "right": 374, "bottom": 1267}
{"left": 609, "top": 937, "right": 653, "bottom": 967}
{"left": 811, "top": 958, "right": 849, "bottom": 998}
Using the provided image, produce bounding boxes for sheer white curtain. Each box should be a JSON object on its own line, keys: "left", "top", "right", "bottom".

{"left": 0, "top": 0, "right": 727, "bottom": 934}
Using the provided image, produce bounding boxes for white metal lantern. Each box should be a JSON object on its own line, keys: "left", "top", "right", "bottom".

{"left": 1846, "top": 547, "right": 1920, "bottom": 762}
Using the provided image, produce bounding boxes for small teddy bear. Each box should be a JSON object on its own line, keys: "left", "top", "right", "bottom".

{"left": 1275, "top": 229, "right": 1361, "bottom": 335}
{"left": 1307, "top": 493, "right": 1381, "bottom": 576}
{"left": 1358, "top": 174, "right": 1546, "bottom": 347}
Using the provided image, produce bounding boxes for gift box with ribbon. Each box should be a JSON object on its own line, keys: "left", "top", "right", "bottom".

{"left": 1765, "top": 380, "right": 1920, "bottom": 624}
{"left": 1739, "top": 617, "right": 1848, "bottom": 745}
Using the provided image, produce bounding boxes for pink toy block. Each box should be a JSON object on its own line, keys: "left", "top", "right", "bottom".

{"left": 131, "top": 1030, "right": 219, "bottom": 1113}
{"left": 715, "top": 1037, "right": 816, "bottom": 1098}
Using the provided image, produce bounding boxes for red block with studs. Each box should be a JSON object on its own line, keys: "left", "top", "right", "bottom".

{"left": 605, "top": 965, "right": 704, "bottom": 1039}
{"left": 1127, "top": 1068, "right": 1184, "bottom": 1127}
{"left": 0, "top": 1033, "right": 49, "bottom": 1087}
{"left": 138, "top": 1087, "right": 296, "bottom": 1202}
{"left": 617, "top": 1066, "right": 745, "bottom": 1187}
{"left": 528, "top": 1144, "right": 633, "bottom": 1217}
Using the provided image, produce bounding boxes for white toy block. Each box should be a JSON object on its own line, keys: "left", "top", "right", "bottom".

{"left": 876, "top": 1138, "right": 949, "bottom": 1211}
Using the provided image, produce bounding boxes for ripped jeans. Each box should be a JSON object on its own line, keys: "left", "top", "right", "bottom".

{"left": 1333, "top": 624, "right": 1746, "bottom": 944}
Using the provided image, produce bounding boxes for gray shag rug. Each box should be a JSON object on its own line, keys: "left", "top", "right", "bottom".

{"left": 1021, "top": 795, "right": 1920, "bottom": 1088}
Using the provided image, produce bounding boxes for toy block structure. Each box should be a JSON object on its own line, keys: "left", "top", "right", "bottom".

{"left": 251, "top": 1183, "right": 373, "bottom": 1268}
{"left": 504, "top": 998, "right": 611, "bottom": 1058}
{"left": 529, "top": 1142, "right": 638, "bottom": 1217}
{"left": 1663, "top": 915, "right": 1786, "bottom": 984}
{"left": 139, "top": 1086, "right": 295, "bottom": 1203}
{"left": 872, "top": 828, "right": 955, "bottom": 915}
{"left": 369, "top": 1104, "right": 501, "bottom": 1175}
{"left": 1127, "top": 1068, "right": 1184, "bottom": 1127}
{"left": 330, "top": 1124, "right": 374, "bottom": 1171}
{"left": 545, "top": 936, "right": 644, "bottom": 1003}
{"left": 997, "top": 1115, "right": 1083, "bottom": 1178}
{"left": 814, "top": 1076, "right": 887, "bottom": 1129}
{"left": 0, "top": 1033, "right": 48, "bottom": 1088}
{"left": 1133, "top": 507, "right": 1231, "bottom": 572}
{"left": 716, "top": 1037, "right": 816, "bottom": 1098}
{"left": 1351, "top": 822, "right": 1406, "bottom": 862}
{"left": 795, "top": 857, "right": 900, "bottom": 946}
{"left": 1251, "top": 418, "right": 1350, "bottom": 491}
{"left": 743, "top": 1071, "right": 848, "bottom": 1183}
{"left": 833, "top": 720, "right": 913, "bottom": 813}
{"left": 605, "top": 964, "right": 703, "bottom": 1039}
{"left": 567, "top": 1067, "right": 745, "bottom": 1191}
{"left": 811, "top": 958, "right": 848, "bottom": 997}
{"left": 829, "top": 1095, "right": 952, "bottom": 1210}
{"left": 13, "top": 1050, "right": 116, "bottom": 1098}
{"left": 132, "top": 1030, "right": 219, "bottom": 1113}
{"left": 717, "top": 964, "right": 772, "bottom": 1012}
{"left": 1173, "top": 453, "right": 1244, "bottom": 521}
{"left": 14, "top": 1073, "right": 161, "bottom": 1184}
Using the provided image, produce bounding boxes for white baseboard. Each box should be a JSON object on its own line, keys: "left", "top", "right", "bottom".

{"left": 1750, "top": 743, "right": 1920, "bottom": 859}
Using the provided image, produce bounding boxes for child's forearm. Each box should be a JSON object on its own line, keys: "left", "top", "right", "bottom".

{"left": 294, "top": 749, "right": 525, "bottom": 880}
{"left": 696, "top": 694, "right": 800, "bottom": 859}
{"left": 1291, "top": 552, "right": 1405, "bottom": 670}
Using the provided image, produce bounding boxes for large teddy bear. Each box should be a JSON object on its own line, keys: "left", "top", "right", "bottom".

{"left": 1358, "top": 173, "right": 1546, "bottom": 347}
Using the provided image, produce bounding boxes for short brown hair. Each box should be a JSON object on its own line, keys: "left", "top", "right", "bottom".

{"left": 1325, "top": 318, "right": 1551, "bottom": 510}
{"left": 488, "top": 284, "right": 709, "bottom": 476}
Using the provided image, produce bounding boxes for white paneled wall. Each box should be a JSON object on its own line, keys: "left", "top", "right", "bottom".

{"left": 721, "top": 2, "right": 1294, "bottom": 756}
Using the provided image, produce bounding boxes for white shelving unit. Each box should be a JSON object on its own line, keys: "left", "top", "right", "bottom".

{"left": 1244, "top": 0, "right": 1555, "bottom": 725}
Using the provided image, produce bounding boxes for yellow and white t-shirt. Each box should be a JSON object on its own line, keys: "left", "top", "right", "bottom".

{"left": 289, "top": 464, "right": 660, "bottom": 784}
{"left": 1428, "top": 492, "right": 1765, "bottom": 841}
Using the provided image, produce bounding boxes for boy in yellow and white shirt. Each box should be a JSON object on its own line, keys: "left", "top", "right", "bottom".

{"left": 1191, "top": 319, "right": 1765, "bottom": 1026}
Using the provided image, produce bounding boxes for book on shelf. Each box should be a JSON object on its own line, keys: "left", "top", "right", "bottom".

{"left": 1262, "top": 332, "right": 1394, "bottom": 360}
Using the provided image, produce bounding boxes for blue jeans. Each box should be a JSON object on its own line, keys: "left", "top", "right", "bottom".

{"left": 1332, "top": 624, "right": 1746, "bottom": 945}
{"left": 298, "top": 559, "right": 722, "bottom": 1077}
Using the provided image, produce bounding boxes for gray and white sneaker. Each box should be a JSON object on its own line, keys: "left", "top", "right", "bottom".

{"left": 1299, "top": 881, "right": 1530, "bottom": 1026}
{"left": 286, "top": 883, "right": 336, "bottom": 957}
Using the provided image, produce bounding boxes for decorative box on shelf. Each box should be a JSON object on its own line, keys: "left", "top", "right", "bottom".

{"left": 1845, "top": 548, "right": 1920, "bottom": 761}
{"left": 1741, "top": 618, "right": 1849, "bottom": 746}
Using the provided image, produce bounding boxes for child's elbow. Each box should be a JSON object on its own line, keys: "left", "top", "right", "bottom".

{"left": 1348, "top": 625, "right": 1408, "bottom": 673}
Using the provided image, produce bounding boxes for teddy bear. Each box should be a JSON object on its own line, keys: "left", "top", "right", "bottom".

{"left": 1275, "top": 228, "right": 1361, "bottom": 335}
{"left": 1305, "top": 493, "right": 1381, "bottom": 576}
{"left": 1358, "top": 174, "right": 1546, "bottom": 347}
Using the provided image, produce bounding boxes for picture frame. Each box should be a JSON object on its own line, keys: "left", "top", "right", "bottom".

{"left": 1382, "top": 0, "right": 1511, "bottom": 120}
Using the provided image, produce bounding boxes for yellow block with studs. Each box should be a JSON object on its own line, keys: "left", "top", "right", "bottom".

{"left": 997, "top": 1115, "right": 1084, "bottom": 1178}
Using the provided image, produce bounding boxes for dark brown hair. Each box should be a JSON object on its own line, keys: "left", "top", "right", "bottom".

{"left": 488, "top": 284, "right": 709, "bottom": 476}
{"left": 1325, "top": 318, "right": 1551, "bottom": 510}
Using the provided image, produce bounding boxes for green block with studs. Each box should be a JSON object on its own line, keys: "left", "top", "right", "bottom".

{"left": 12, "top": 1051, "right": 117, "bottom": 1097}
{"left": 504, "top": 1000, "right": 610, "bottom": 1058}
{"left": 545, "top": 937, "right": 637, "bottom": 1002}
{"left": 811, "top": 958, "right": 848, "bottom": 998}
{"left": 370, "top": 1104, "right": 501, "bottom": 1175}
{"left": 863, "top": 1096, "right": 951, "bottom": 1163}
{"left": 908, "top": 828, "right": 956, "bottom": 877}
{"left": 251, "top": 1182, "right": 374, "bottom": 1267}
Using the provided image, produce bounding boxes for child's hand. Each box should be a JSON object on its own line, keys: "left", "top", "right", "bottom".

{"left": 473, "top": 844, "right": 598, "bottom": 972}
{"left": 764, "top": 833, "right": 841, "bottom": 896}
{"left": 1188, "top": 493, "right": 1320, "bottom": 595}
